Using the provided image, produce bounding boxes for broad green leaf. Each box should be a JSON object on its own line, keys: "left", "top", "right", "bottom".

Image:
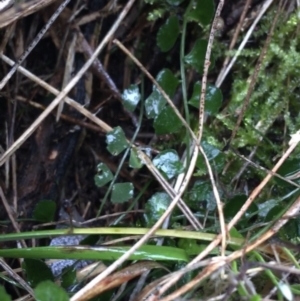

{"left": 23, "top": 259, "right": 54, "bottom": 287}
{"left": 185, "top": 0, "right": 215, "bottom": 26}
{"left": 122, "top": 84, "right": 141, "bottom": 112}
{"left": 129, "top": 148, "right": 143, "bottom": 169}
{"left": 184, "top": 39, "right": 215, "bottom": 74}
{"left": 157, "top": 15, "right": 180, "bottom": 52}
{"left": 229, "top": 227, "right": 244, "bottom": 240}
{"left": 177, "top": 239, "right": 200, "bottom": 256}
{"left": 265, "top": 204, "right": 285, "bottom": 223}
{"left": 33, "top": 200, "right": 56, "bottom": 223}
{"left": 34, "top": 280, "right": 68, "bottom": 301}
{"left": 144, "top": 192, "right": 171, "bottom": 226}
{"left": 187, "top": 180, "right": 215, "bottom": 211}
{"left": 94, "top": 163, "right": 114, "bottom": 187}
{"left": 61, "top": 267, "right": 76, "bottom": 288}
{"left": 145, "top": 69, "right": 179, "bottom": 118}
{"left": 0, "top": 286, "right": 11, "bottom": 301}
{"left": 111, "top": 183, "right": 134, "bottom": 203}
{"left": 224, "top": 194, "right": 258, "bottom": 219}
{"left": 145, "top": 90, "right": 165, "bottom": 119}
{"left": 155, "top": 68, "right": 179, "bottom": 96}
{"left": 257, "top": 199, "right": 278, "bottom": 218}
{"left": 188, "top": 82, "right": 223, "bottom": 115}
{"left": 154, "top": 106, "right": 181, "bottom": 135}
{"left": 106, "top": 127, "right": 128, "bottom": 156}
{"left": 276, "top": 158, "right": 300, "bottom": 187}
{"left": 153, "top": 150, "right": 184, "bottom": 179}
{"left": 195, "top": 141, "right": 225, "bottom": 175}
{"left": 166, "top": 0, "right": 184, "bottom": 5}
{"left": 280, "top": 219, "right": 299, "bottom": 240}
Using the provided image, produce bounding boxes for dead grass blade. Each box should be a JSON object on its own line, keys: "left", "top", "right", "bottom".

{"left": 0, "top": 0, "right": 58, "bottom": 29}
{"left": 72, "top": 261, "right": 166, "bottom": 301}
{"left": 0, "top": 0, "right": 71, "bottom": 90}
{"left": 160, "top": 189, "right": 300, "bottom": 301}
{"left": 0, "top": 0, "right": 135, "bottom": 166}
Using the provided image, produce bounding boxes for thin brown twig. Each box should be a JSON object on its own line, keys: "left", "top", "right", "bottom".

{"left": 219, "top": 0, "right": 252, "bottom": 75}
{"left": 154, "top": 2, "right": 226, "bottom": 296}
{"left": 0, "top": 53, "right": 199, "bottom": 231}
{"left": 78, "top": 31, "right": 138, "bottom": 126}
{"left": 0, "top": 186, "right": 27, "bottom": 248}
{"left": 16, "top": 95, "right": 105, "bottom": 132}
{"left": 231, "top": 149, "right": 300, "bottom": 188}
{"left": 161, "top": 184, "right": 300, "bottom": 301}
{"left": 0, "top": 0, "right": 134, "bottom": 166}
{"left": 197, "top": 0, "right": 226, "bottom": 256}
{"left": 0, "top": 0, "right": 72, "bottom": 90}
{"left": 0, "top": 0, "right": 58, "bottom": 29}
{"left": 113, "top": 39, "right": 203, "bottom": 230}
{"left": 0, "top": 258, "right": 34, "bottom": 296}
{"left": 215, "top": 0, "right": 275, "bottom": 87}
{"left": 159, "top": 128, "right": 300, "bottom": 301}
{"left": 227, "top": 0, "right": 282, "bottom": 145}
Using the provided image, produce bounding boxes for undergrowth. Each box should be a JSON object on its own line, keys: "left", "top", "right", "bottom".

{"left": 1, "top": 1, "right": 300, "bottom": 301}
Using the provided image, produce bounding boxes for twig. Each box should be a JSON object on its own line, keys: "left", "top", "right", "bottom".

{"left": 0, "top": 186, "right": 27, "bottom": 248}
{"left": 159, "top": 129, "right": 300, "bottom": 301}
{"left": 0, "top": 258, "right": 34, "bottom": 296}
{"left": 215, "top": 0, "right": 275, "bottom": 88}
{"left": 227, "top": 1, "right": 281, "bottom": 145}
{"left": 197, "top": 0, "right": 226, "bottom": 257}
{"left": 0, "top": 0, "right": 134, "bottom": 166}
{"left": 217, "top": 0, "right": 252, "bottom": 80}
{"left": 0, "top": 0, "right": 71, "bottom": 90}
{"left": 0, "top": 0, "right": 58, "bottom": 28}
{"left": 161, "top": 184, "right": 300, "bottom": 301}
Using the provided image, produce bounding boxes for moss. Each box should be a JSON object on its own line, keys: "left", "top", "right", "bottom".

{"left": 218, "top": 9, "right": 300, "bottom": 169}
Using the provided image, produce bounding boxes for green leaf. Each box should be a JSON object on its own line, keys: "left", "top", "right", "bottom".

{"left": 94, "top": 163, "right": 114, "bottom": 187}
{"left": 106, "top": 127, "right": 129, "bottom": 156}
{"left": 153, "top": 150, "right": 184, "bottom": 179}
{"left": 188, "top": 82, "right": 223, "bottom": 115}
{"left": 257, "top": 199, "right": 278, "bottom": 218}
{"left": 184, "top": 39, "right": 215, "bottom": 74}
{"left": 144, "top": 192, "right": 171, "bottom": 226}
{"left": 0, "top": 286, "right": 11, "bottom": 301}
{"left": 229, "top": 227, "right": 244, "bottom": 240}
{"left": 155, "top": 68, "right": 179, "bottom": 96}
{"left": 0, "top": 245, "right": 189, "bottom": 262}
{"left": 249, "top": 295, "right": 262, "bottom": 301}
{"left": 224, "top": 194, "right": 258, "bottom": 220}
{"left": 177, "top": 239, "right": 200, "bottom": 256}
{"left": 276, "top": 158, "right": 300, "bottom": 187}
{"left": 185, "top": 0, "right": 215, "bottom": 26}
{"left": 145, "top": 69, "right": 179, "bottom": 118}
{"left": 23, "top": 259, "right": 54, "bottom": 287}
{"left": 195, "top": 141, "right": 225, "bottom": 175}
{"left": 187, "top": 180, "right": 215, "bottom": 210}
{"left": 265, "top": 204, "right": 285, "bottom": 223}
{"left": 33, "top": 200, "right": 56, "bottom": 223}
{"left": 111, "top": 183, "right": 134, "bottom": 203}
{"left": 122, "top": 84, "right": 141, "bottom": 112}
{"left": 166, "top": 0, "right": 184, "bottom": 5}
{"left": 157, "top": 15, "right": 180, "bottom": 52}
{"left": 61, "top": 267, "right": 76, "bottom": 288}
{"left": 154, "top": 106, "right": 182, "bottom": 135}
{"left": 129, "top": 148, "right": 143, "bottom": 169}
{"left": 34, "top": 281, "right": 68, "bottom": 301}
